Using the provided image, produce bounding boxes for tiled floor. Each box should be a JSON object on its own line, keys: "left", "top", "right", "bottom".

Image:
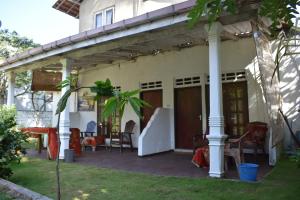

{"left": 27, "top": 147, "right": 272, "bottom": 179}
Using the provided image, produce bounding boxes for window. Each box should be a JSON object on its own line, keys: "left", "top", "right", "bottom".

{"left": 95, "top": 7, "right": 114, "bottom": 28}
{"left": 105, "top": 8, "right": 113, "bottom": 25}
{"left": 95, "top": 12, "right": 103, "bottom": 28}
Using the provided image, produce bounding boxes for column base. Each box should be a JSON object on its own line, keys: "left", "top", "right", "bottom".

{"left": 207, "top": 134, "right": 227, "bottom": 178}
{"left": 59, "top": 133, "right": 70, "bottom": 159}
{"left": 209, "top": 171, "right": 225, "bottom": 178}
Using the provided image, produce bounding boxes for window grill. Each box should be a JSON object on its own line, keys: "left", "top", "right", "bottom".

{"left": 174, "top": 76, "right": 201, "bottom": 88}
{"left": 114, "top": 86, "right": 121, "bottom": 92}
{"left": 207, "top": 71, "right": 246, "bottom": 83}
{"left": 140, "top": 81, "right": 162, "bottom": 90}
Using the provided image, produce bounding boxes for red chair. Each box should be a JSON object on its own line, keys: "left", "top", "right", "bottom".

{"left": 243, "top": 121, "right": 268, "bottom": 159}
{"left": 70, "top": 128, "right": 81, "bottom": 156}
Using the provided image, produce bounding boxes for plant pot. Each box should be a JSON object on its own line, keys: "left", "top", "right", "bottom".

{"left": 64, "top": 149, "right": 75, "bottom": 163}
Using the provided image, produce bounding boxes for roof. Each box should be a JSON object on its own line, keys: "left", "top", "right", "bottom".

{"left": 53, "top": 0, "right": 83, "bottom": 18}
{"left": 0, "top": 0, "right": 260, "bottom": 71}
{"left": 52, "top": 0, "right": 261, "bottom": 19}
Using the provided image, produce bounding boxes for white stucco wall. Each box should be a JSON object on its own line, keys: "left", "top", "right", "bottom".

{"left": 17, "top": 111, "right": 52, "bottom": 128}
{"left": 79, "top": 0, "right": 187, "bottom": 32}
{"left": 138, "top": 108, "right": 173, "bottom": 156}
{"left": 275, "top": 41, "right": 300, "bottom": 149}
{"left": 59, "top": 37, "right": 264, "bottom": 148}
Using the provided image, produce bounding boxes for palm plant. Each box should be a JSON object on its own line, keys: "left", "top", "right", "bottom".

{"left": 54, "top": 76, "right": 149, "bottom": 200}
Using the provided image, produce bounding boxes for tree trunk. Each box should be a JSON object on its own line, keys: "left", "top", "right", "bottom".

{"left": 251, "top": 21, "right": 284, "bottom": 147}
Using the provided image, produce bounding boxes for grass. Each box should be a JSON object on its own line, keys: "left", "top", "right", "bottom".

{"left": 0, "top": 190, "right": 13, "bottom": 200}
{"left": 5, "top": 157, "right": 300, "bottom": 200}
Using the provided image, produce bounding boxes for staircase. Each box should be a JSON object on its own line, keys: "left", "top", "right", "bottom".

{"left": 138, "top": 108, "right": 173, "bottom": 156}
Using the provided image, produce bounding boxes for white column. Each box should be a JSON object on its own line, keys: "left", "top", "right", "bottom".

{"left": 59, "top": 58, "right": 72, "bottom": 159}
{"left": 205, "top": 22, "right": 227, "bottom": 178}
{"left": 6, "top": 71, "right": 16, "bottom": 106}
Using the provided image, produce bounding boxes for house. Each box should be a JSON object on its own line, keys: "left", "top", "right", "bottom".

{"left": 0, "top": 0, "right": 299, "bottom": 178}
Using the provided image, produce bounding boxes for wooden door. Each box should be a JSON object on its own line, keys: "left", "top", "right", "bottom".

{"left": 222, "top": 82, "right": 249, "bottom": 137}
{"left": 205, "top": 81, "right": 249, "bottom": 137}
{"left": 140, "top": 90, "right": 163, "bottom": 131}
{"left": 175, "top": 86, "right": 202, "bottom": 149}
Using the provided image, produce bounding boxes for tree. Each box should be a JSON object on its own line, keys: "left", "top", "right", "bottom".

{"left": 188, "top": 0, "right": 300, "bottom": 36}
{"left": 0, "top": 29, "right": 53, "bottom": 126}
{"left": 0, "top": 105, "right": 27, "bottom": 178}
{"left": 0, "top": 29, "right": 39, "bottom": 104}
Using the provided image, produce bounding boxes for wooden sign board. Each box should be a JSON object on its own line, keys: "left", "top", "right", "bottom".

{"left": 31, "top": 70, "right": 62, "bottom": 91}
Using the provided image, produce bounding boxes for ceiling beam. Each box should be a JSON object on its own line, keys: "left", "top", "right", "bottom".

{"left": 221, "top": 31, "right": 239, "bottom": 41}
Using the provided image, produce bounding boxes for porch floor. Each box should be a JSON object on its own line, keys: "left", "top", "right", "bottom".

{"left": 27, "top": 147, "right": 272, "bottom": 180}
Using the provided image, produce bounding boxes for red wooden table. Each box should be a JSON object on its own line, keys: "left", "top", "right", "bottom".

{"left": 21, "top": 127, "right": 81, "bottom": 160}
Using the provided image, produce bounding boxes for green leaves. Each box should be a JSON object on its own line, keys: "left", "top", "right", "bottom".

{"left": 102, "top": 89, "right": 151, "bottom": 120}
{"left": 56, "top": 75, "right": 78, "bottom": 90}
{"left": 260, "top": 0, "right": 300, "bottom": 35}
{"left": 56, "top": 77, "right": 114, "bottom": 115}
{"left": 90, "top": 79, "right": 114, "bottom": 101}
{"left": 188, "top": 0, "right": 300, "bottom": 36}
{"left": 188, "top": 0, "right": 237, "bottom": 28}
{"left": 0, "top": 29, "right": 39, "bottom": 104}
{"left": 55, "top": 89, "right": 72, "bottom": 115}
{"left": 0, "top": 29, "right": 39, "bottom": 59}
{"left": 0, "top": 105, "right": 28, "bottom": 178}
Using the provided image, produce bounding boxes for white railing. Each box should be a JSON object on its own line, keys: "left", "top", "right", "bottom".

{"left": 138, "top": 108, "right": 173, "bottom": 156}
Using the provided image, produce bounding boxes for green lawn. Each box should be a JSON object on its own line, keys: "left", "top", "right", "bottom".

{"left": 5, "top": 157, "right": 300, "bottom": 200}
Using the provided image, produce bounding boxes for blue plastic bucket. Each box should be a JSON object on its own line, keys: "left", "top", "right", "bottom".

{"left": 239, "top": 163, "right": 259, "bottom": 182}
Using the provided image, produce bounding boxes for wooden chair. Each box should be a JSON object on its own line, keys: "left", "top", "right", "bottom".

{"left": 110, "top": 120, "right": 135, "bottom": 152}
{"left": 224, "top": 131, "right": 251, "bottom": 170}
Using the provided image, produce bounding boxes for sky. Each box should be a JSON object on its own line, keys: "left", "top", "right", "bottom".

{"left": 0, "top": 0, "right": 79, "bottom": 45}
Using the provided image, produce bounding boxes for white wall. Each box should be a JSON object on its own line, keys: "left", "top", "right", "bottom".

{"left": 79, "top": 0, "right": 187, "bottom": 32}
{"left": 66, "top": 38, "right": 261, "bottom": 148}
{"left": 138, "top": 108, "right": 173, "bottom": 156}
{"left": 17, "top": 111, "right": 52, "bottom": 128}
{"left": 274, "top": 40, "right": 300, "bottom": 149}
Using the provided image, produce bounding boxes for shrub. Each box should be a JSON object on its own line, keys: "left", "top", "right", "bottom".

{"left": 0, "top": 105, "right": 27, "bottom": 178}
{"left": 289, "top": 148, "right": 300, "bottom": 168}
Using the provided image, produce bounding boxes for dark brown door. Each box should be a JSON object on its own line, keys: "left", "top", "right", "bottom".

{"left": 140, "top": 90, "right": 163, "bottom": 131}
{"left": 175, "top": 86, "right": 202, "bottom": 149}
{"left": 205, "top": 81, "right": 249, "bottom": 137}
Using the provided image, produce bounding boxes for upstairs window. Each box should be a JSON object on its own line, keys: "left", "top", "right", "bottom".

{"left": 95, "top": 12, "right": 103, "bottom": 28}
{"left": 95, "top": 7, "right": 114, "bottom": 28}
{"left": 105, "top": 8, "right": 114, "bottom": 25}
